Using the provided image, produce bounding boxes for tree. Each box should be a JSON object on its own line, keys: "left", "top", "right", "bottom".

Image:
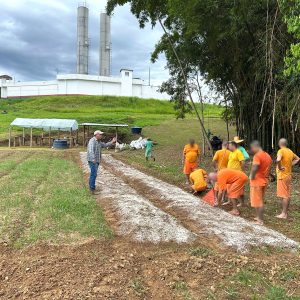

{"left": 107, "top": 0, "right": 300, "bottom": 151}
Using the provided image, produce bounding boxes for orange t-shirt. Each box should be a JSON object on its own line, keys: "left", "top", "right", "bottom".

{"left": 276, "top": 147, "right": 297, "bottom": 179}
{"left": 184, "top": 144, "right": 200, "bottom": 163}
{"left": 217, "top": 169, "right": 248, "bottom": 191}
{"left": 190, "top": 169, "right": 207, "bottom": 191}
{"left": 250, "top": 151, "right": 272, "bottom": 187}
{"left": 213, "top": 149, "right": 230, "bottom": 170}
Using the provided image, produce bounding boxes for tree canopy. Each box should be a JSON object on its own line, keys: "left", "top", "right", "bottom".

{"left": 107, "top": 0, "right": 300, "bottom": 151}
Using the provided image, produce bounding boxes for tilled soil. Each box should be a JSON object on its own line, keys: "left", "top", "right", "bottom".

{"left": 1, "top": 153, "right": 300, "bottom": 300}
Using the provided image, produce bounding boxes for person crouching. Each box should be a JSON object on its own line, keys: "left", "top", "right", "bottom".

{"left": 189, "top": 168, "right": 207, "bottom": 195}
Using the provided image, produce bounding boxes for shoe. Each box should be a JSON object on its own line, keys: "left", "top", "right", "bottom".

{"left": 90, "top": 189, "right": 100, "bottom": 195}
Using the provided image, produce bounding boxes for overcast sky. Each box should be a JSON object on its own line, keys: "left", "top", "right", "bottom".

{"left": 0, "top": 0, "right": 169, "bottom": 85}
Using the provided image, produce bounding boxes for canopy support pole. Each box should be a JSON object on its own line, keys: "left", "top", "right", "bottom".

{"left": 115, "top": 126, "right": 118, "bottom": 152}
{"left": 83, "top": 125, "right": 86, "bottom": 146}
{"left": 9, "top": 127, "right": 11, "bottom": 148}
{"left": 22, "top": 128, "right": 25, "bottom": 146}
{"left": 70, "top": 128, "right": 73, "bottom": 148}
{"left": 30, "top": 128, "right": 33, "bottom": 148}
{"left": 49, "top": 127, "right": 51, "bottom": 148}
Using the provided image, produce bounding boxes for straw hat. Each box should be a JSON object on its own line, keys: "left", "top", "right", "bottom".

{"left": 233, "top": 136, "right": 244, "bottom": 144}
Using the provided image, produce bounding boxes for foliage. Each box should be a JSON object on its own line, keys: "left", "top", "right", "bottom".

{"left": 107, "top": 0, "right": 300, "bottom": 150}
{"left": 280, "top": 0, "right": 300, "bottom": 79}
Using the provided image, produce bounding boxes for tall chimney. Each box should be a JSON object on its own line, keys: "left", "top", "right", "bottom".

{"left": 99, "top": 13, "right": 111, "bottom": 76}
{"left": 77, "top": 4, "right": 89, "bottom": 74}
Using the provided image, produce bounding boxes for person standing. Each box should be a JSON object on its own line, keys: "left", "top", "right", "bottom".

{"left": 233, "top": 136, "right": 250, "bottom": 161}
{"left": 87, "top": 130, "right": 116, "bottom": 194}
{"left": 145, "top": 138, "right": 156, "bottom": 161}
{"left": 212, "top": 141, "right": 230, "bottom": 203}
{"left": 249, "top": 141, "right": 273, "bottom": 225}
{"left": 276, "top": 138, "right": 300, "bottom": 219}
{"left": 182, "top": 139, "right": 200, "bottom": 184}
{"left": 227, "top": 141, "right": 246, "bottom": 206}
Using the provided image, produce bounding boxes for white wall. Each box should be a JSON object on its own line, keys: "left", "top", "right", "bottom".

{"left": 0, "top": 72, "right": 169, "bottom": 100}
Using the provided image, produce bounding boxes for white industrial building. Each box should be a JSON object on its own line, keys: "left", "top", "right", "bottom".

{"left": 0, "top": 4, "right": 169, "bottom": 100}
{"left": 0, "top": 70, "right": 168, "bottom": 99}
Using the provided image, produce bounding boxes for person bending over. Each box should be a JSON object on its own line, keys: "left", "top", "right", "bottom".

{"left": 208, "top": 169, "right": 248, "bottom": 216}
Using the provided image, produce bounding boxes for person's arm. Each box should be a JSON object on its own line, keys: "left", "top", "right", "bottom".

{"left": 240, "top": 160, "right": 245, "bottom": 171}
{"left": 292, "top": 155, "right": 300, "bottom": 166}
{"left": 276, "top": 153, "right": 284, "bottom": 171}
{"left": 88, "top": 139, "right": 96, "bottom": 163}
{"left": 100, "top": 137, "right": 117, "bottom": 148}
{"left": 217, "top": 190, "right": 225, "bottom": 206}
{"left": 212, "top": 160, "right": 218, "bottom": 172}
{"left": 250, "top": 164, "right": 259, "bottom": 180}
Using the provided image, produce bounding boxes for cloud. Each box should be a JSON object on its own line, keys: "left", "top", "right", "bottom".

{"left": 0, "top": 0, "right": 168, "bottom": 84}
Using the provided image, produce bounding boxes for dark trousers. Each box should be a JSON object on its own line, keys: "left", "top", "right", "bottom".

{"left": 88, "top": 161, "right": 99, "bottom": 190}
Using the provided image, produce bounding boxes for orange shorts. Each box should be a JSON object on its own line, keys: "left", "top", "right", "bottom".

{"left": 227, "top": 179, "right": 247, "bottom": 199}
{"left": 250, "top": 186, "right": 266, "bottom": 208}
{"left": 183, "top": 161, "right": 197, "bottom": 175}
{"left": 277, "top": 176, "right": 292, "bottom": 199}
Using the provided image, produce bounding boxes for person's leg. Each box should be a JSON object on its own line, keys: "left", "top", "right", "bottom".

{"left": 277, "top": 197, "right": 289, "bottom": 219}
{"left": 276, "top": 177, "right": 291, "bottom": 219}
{"left": 88, "top": 161, "right": 97, "bottom": 191}
{"left": 256, "top": 207, "right": 264, "bottom": 224}
{"left": 229, "top": 198, "right": 240, "bottom": 215}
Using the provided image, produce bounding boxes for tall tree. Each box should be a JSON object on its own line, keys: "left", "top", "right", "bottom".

{"left": 107, "top": 0, "right": 300, "bottom": 151}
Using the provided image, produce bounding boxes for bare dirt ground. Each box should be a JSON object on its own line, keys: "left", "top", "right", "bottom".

{"left": 1, "top": 152, "right": 300, "bottom": 300}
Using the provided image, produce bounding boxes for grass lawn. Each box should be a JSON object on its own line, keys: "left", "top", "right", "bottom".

{"left": 0, "top": 95, "right": 223, "bottom": 140}
{"left": 0, "top": 150, "right": 112, "bottom": 248}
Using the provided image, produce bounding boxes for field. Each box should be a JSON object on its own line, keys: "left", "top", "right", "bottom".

{"left": 0, "top": 96, "right": 300, "bottom": 299}
{"left": 0, "top": 95, "right": 222, "bottom": 140}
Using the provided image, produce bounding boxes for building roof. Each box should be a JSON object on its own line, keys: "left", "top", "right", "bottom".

{"left": 11, "top": 118, "right": 78, "bottom": 131}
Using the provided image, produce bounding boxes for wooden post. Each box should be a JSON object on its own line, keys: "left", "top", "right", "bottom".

{"left": 83, "top": 125, "right": 86, "bottom": 146}
{"left": 41, "top": 129, "right": 44, "bottom": 146}
{"left": 13, "top": 136, "right": 16, "bottom": 147}
{"left": 49, "top": 127, "right": 52, "bottom": 147}
{"left": 22, "top": 128, "right": 25, "bottom": 146}
{"left": 76, "top": 129, "right": 79, "bottom": 147}
{"left": 87, "top": 126, "right": 90, "bottom": 146}
{"left": 58, "top": 128, "right": 60, "bottom": 140}
{"left": 9, "top": 127, "right": 11, "bottom": 148}
{"left": 115, "top": 126, "right": 118, "bottom": 152}
{"left": 30, "top": 128, "right": 33, "bottom": 148}
{"left": 70, "top": 128, "right": 73, "bottom": 148}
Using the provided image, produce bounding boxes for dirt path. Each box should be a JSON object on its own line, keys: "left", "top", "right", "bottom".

{"left": 81, "top": 153, "right": 298, "bottom": 252}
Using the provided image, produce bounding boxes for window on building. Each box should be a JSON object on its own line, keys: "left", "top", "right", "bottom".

{"left": 125, "top": 72, "right": 130, "bottom": 77}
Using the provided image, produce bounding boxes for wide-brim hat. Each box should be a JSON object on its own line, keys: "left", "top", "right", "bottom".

{"left": 233, "top": 136, "right": 244, "bottom": 144}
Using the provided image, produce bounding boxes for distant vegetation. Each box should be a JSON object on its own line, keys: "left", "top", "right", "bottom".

{"left": 0, "top": 95, "right": 223, "bottom": 137}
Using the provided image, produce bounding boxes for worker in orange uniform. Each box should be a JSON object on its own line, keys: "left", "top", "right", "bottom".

{"left": 183, "top": 139, "right": 200, "bottom": 184}
{"left": 276, "top": 138, "right": 300, "bottom": 219}
{"left": 189, "top": 168, "right": 207, "bottom": 194}
{"left": 208, "top": 169, "right": 248, "bottom": 216}
{"left": 212, "top": 141, "right": 230, "bottom": 203}
{"left": 249, "top": 140, "right": 273, "bottom": 225}
{"left": 227, "top": 141, "right": 246, "bottom": 207}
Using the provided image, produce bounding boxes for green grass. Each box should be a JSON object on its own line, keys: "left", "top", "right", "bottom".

{"left": 188, "top": 246, "right": 213, "bottom": 258}
{"left": 0, "top": 150, "right": 112, "bottom": 247}
{"left": 0, "top": 95, "right": 223, "bottom": 139}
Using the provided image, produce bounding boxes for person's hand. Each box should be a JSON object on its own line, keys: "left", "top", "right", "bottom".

{"left": 112, "top": 137, "right": 117, "bottom": 144}
{"left": 279, "top": 166, "right": 285, "bottom": 171}
{"left": 93, "top": 159, "right": 96, "bottom": 164}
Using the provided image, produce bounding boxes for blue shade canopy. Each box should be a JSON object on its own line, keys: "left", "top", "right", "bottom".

{"left": 10, "top": 118, "right": 78, "bottom": 131}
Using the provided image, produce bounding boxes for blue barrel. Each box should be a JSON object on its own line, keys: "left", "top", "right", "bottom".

{"left": 53, "top": 139, "right": 69, "bottom": 149}
{"left": 131, "top": 127, "right": 142, "bottom": 134}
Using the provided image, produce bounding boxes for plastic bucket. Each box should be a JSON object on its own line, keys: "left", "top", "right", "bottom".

{"left": 131, "top": 127, "right": 142, "bottom": 134}
{"left": 53, "top": 139, "right": 69, "bottom": 149}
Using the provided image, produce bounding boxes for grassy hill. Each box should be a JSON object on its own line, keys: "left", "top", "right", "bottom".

{"left": 0, "top": 95, "right": 223, "bottom": 137}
